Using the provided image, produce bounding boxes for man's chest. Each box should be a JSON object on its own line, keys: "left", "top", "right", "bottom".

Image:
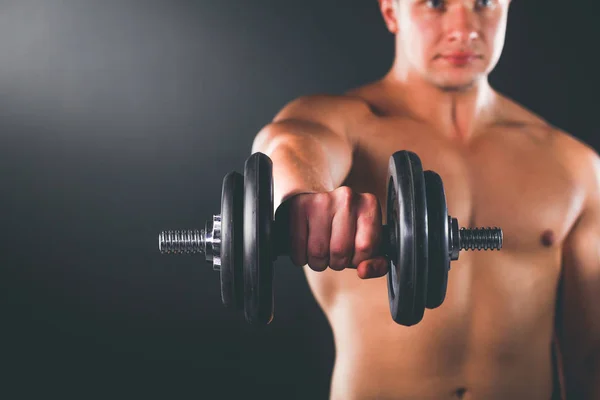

{"left": 332, "top": 126, "right": 584, "bottom": 350}
{"left": 345, "top": 126, "right": 584, "bottom": 254}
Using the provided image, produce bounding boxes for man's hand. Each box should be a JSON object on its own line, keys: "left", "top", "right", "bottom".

{"left": 279, "top": 186, "right": 389, "bottom": 280}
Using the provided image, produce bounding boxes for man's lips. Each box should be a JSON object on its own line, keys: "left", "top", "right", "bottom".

{"left": 439, "top": 52, "right": 481, "bottom": 65}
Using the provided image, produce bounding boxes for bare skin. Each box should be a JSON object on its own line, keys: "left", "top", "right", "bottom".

{"left": 252, "top": 0, "right": 600, "bottom": 399}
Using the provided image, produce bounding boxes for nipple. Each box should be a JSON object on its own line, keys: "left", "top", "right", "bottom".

{"left": 541, "top": 230, "right": 555, "bottom": 247}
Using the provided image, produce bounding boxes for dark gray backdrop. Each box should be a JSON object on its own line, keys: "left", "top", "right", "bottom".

{"left": 1, "top": 1, "right": 597, "bottom": 399}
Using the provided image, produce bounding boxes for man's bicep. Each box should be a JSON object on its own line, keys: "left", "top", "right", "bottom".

{"left": 559, "top": 204, "right": 600, "bottom": 397}
{"left": 271, "top": 94, "right": 366, "bottom": 137}
{"left": 559, "top": 148, "right": 600, "bottom": 392}
{"left": 561, "top": 208, "right": 600, "bottom": 343}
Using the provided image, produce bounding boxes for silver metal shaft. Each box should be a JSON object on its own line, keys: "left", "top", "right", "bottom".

{"left": 158, "top": 215, "right": 222, "bottom": 270}
{"left": 158, "top": 229, "right": 204, "bottom": 254}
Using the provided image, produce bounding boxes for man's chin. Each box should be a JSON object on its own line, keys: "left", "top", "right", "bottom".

{"left": 439, "top": 81, "right": 477, "bottom": 92}
{"left": 427, "top": 70, "right": 485, "bottom": 92}
{"left": 433, "top": 76, "right": 480, "bottom": 92}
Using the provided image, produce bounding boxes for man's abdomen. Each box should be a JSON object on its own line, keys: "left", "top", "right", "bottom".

{"left": 309, "top": 252, "right": 560, "bottom": 400}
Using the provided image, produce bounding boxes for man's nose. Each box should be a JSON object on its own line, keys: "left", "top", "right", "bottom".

{"left": 445, "top": 4, "right": 479, "bottom": 44}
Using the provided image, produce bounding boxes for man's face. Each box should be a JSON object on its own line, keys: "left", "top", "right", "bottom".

{"left": 386, "top": 0, "right": 511, "bottom": 90}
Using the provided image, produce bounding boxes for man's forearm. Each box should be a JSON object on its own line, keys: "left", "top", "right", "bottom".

{"left": 267, "top": 142, "right": 336, "bottom": 209}
{"left": 251, "top": 121, "right": 352, "bottom": 210}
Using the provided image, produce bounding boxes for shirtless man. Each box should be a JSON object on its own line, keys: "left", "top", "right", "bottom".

{"left": 250, "top": 0, "right": 600, "bottom": 398}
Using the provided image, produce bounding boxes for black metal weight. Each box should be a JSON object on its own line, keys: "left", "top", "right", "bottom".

{"left": 386, "top": 151, "right": 429, "bottom": 326}
{"left": 243, "top": 153, "right": 275, "bottom": 325}
{"left": 220, "top": 171, "right": 245, "bottom": 310}
{"left": 423, "top": 171, "right": 450, "bottom": 310}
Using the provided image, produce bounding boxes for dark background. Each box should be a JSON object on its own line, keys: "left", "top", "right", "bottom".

{"left": 1, "top": 0, "right": 597, "bottom": 399}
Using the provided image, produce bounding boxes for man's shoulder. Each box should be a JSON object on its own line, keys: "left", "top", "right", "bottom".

{"left": 498, "top": 94, "right": 593, "bottom": 155}
{"left": 271, "top": 88, "right": 378, "bottom": 141}
{"left": 496, "top": 93, "right": 553, "bottom": 133}
{"left": 533, "top": 119, "right": 599, "bottom": 204}
{"left": 498, "top": 93, "right": 598, "bottom": 187}
{"left": 548, "top": 125, "right": 600, "bottom": 232}
{"left": 276, "top": 79, "right": 385, "bottom": 116}
{"left": 552, "top": 128, "right": 600, "bottom": 199}
{"left": 274, "top": 92, "right": 374, "bottom": 120}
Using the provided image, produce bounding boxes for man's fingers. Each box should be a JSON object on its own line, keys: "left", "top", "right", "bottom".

{"left": 351, "top": 193, "right": 382, "bottom": 267}
{"left": 289, "top": 200, "right": 308, "bottom": 267}
{"left": 356, "top": 257, "right": 389, "bottom": 279}
{"left": 329, "top": 188, "right": 357, "bottom": 271}
{"left": 306, "top": 193, "right": 333, "bottom": 271}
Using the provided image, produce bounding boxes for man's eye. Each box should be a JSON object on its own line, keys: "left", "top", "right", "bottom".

{"left": 477, "top": 0, "right": 496, "bottom": 8}
{"left": 426, "top": 0, "right": 445, "bottom": 9}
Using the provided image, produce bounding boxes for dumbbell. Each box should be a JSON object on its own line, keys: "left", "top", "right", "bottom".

{"left": 158, "top": 150, "right": 503, "bottom": 326}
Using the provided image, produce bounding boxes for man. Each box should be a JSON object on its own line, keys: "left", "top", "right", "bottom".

{"left": 251, "top": 0, "right": 600, "bottom": 398}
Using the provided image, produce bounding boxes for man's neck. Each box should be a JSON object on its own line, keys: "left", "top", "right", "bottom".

{"left": 382, "top": 67, "right": 498, "bottom": 142}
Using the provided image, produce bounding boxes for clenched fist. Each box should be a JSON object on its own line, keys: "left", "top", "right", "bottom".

{"left": 275, "top": 186, "right": 389, "bottom": 279}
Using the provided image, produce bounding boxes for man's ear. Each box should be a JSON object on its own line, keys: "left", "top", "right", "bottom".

{"left": 378, "top": 0, "right": 399, "bottom": 34}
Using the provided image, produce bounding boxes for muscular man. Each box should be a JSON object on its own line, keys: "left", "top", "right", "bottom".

{"left": 251, "top": 0, "right": 600, "bottom": 398}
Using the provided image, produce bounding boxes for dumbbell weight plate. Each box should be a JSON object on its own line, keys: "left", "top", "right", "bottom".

{"left": 424, "top": 170, "right": 449, "bottom": 309}
{"left": 386, "top": 151, "right": 429, "bottom": 326}
{"left": 220, "top": 171, "right": 245, "bottom": 310}
{"left": 243, "top": 153, "right": 275, "bottom": 325}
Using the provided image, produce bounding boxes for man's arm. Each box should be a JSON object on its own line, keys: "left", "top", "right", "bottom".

{"left": 559, "top": 145, "right": 600, "bottom": 399}
{"left": 251, "top": 94, "right": 371, "bottom": 209}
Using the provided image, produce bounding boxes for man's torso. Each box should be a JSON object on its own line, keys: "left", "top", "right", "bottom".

{"left": 302, "top": 83, "right": 585, "bottom": 400}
